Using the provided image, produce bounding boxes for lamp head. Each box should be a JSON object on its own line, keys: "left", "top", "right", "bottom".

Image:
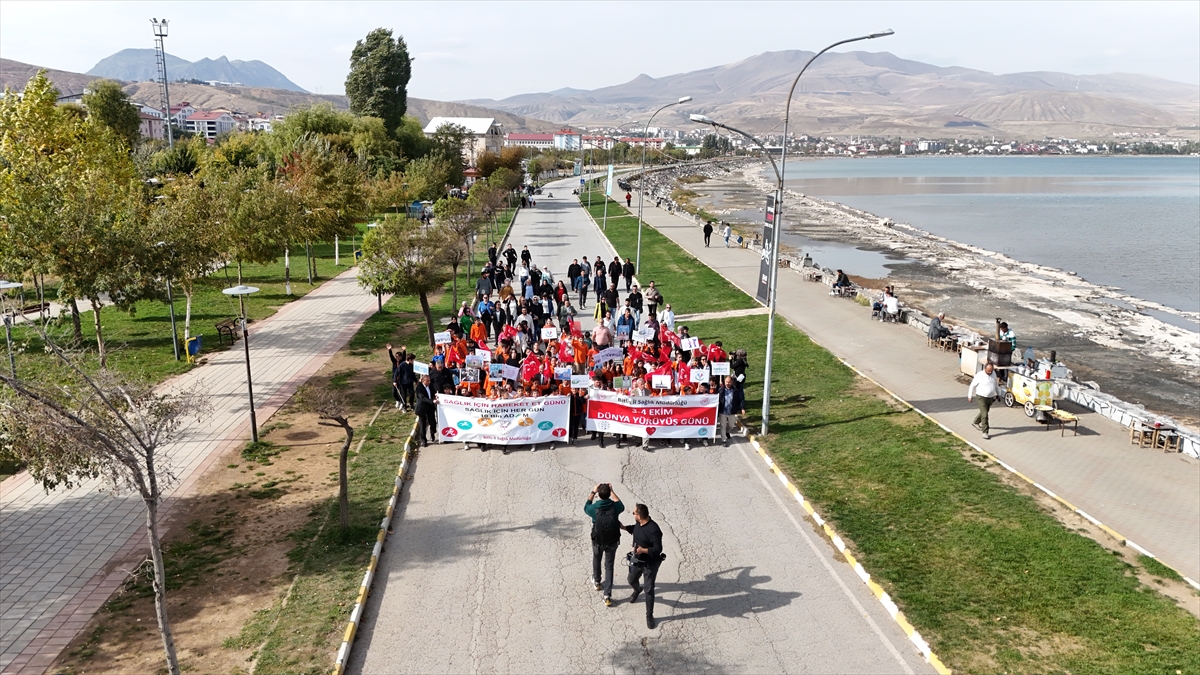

{"left": 690, "top": 114, "right": 715, "bottom": 124}
{"left": 676, "top": 96, "right": 692, "bottom": 104}
{"left": 222, "top": 285, "right": 260, "bottom": 297}
{"left": 151, "top": 18, "right": 169, "bottom": 37}
{"left": 0, "top": 280, "right": 24, "bottom": 291}
{"left": 868, "top": 29, "right": 894, "bottom": 39}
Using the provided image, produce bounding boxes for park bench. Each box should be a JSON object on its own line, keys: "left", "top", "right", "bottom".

{"left": 19, "top": 302, "right": 50, "bottom": 316}
{"left": 215, "top": 319, "right": 239, "bottom": 345}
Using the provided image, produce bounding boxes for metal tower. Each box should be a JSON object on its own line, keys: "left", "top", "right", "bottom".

{"left": 151, "top": 18, "right": 174, "bottom": 148}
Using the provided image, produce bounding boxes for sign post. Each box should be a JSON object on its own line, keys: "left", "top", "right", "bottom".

{"left": 757, "top": 195, "right": 775, "bottom": 304}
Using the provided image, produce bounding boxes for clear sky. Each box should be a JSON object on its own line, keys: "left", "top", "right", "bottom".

{"left": 2, "top": 1, "right": 1197, "bottom": 100}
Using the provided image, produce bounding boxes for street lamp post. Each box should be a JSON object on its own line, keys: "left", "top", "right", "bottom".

{"left": 151, "top": 19, "right": 174, "bottom": 149}
{"left": 636, "top": 96, "right": 692, "bottom": 274}
{"left": 0, "top": 280, "right": 23, "bottom": 378}
{"left": 222, "top": 285, "right": 260, "bottom": 442}
{"left": 688, "top": 27, "right": 895, "bottom": 437}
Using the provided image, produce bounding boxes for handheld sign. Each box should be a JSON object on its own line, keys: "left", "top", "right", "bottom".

{"left": 541, "top": 326, "right": 560, "bottom": 340}
{"left": 476, "top": 349, "right": 492, "bottom": 363}
{"left": 632, "top": 331, "right": 648, "bottom": 344}
{"left": 596, "top": 347, "right": 624, "bottom": 364}
{"left": 434, "top": 331, "right": 452, "bottom": 345}
{"left": 680, "top": 337, "right": 701, "bottom": 350}
{"left": 651, "top": 374, "right": 673, "bottom": 390}
{"left": 489, "top": 363, "right": 504, "bottom": 378}
{"left": 616, "top": 325, "right": 631, "bottom": 338}
{"left": 617, "top": 376, "right": 632, "bottom": 389}
{"left": 710, "top": 361, "right": 731, "bottom": 376}
{"left": 460, "top": 368, "right": 480, "bottom": 383}
{"left": 554, "top": 367, "right": 572, "bottom": 381}
{"left": 639, "top": 327, "right": 656, "bottom": 340}
{"left": 570, "top": 374, "right": 591, "bottom": 389}
{"left": 464, "top": 355, "right": 485, "bottom": 369}
{"left": 690, "top": 368, "right": 710, "bottom": 384}
{"left": 413, "top": 361, "right": 430, "bottom": 375}
{"left": 500, "top": 364, "right": 520, "bottom": 381}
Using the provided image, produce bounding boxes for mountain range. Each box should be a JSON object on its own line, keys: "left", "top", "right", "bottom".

{"left": 0, "top": 58, "right": 563, "bottom": 133}
{"left": 87, "top": 49, "right": 307, "bottom": 92}
{"left": 462, "top": 50, "right": 1200, "bottom": 138}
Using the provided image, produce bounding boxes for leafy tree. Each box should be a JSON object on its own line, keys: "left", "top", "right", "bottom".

{"left": 0, "top": 327, "right": 210, "bottom": 675}
{"left": 145, "top": 176, "right": 223, "bottom": 340}
{"left": 82, "top": 80, "right": 141, "bottom": 149}
{"left": 208, "top": 167, "right": 290, "bottom": 283}
{"left": 295, "top": 385, "right": 354, "bottom": 530}
{"left": 427, "top": 122, "right": 470, "bottom": 186}
{"left": 345, "top": 28, "right": 412, "bottom": 137}
{"left": 151, "top": 139, "right": 200, "bottom": 176}
{"left": 403, "top": 154, "right": 452, "bottom": 201}
{"left": 358, "top": 215, "right": 453, "bottom": 346}
{"left": 498, "top": 146, "right": 527, "bottom": 173}
{"left": 367, "top": 170, "right": 412, "bottom": 218}
{"left": 488, "top": 166, "right": 521, "bottom": 192}
{"left": 433, "top": 197, "right": 481, "bottom": 309}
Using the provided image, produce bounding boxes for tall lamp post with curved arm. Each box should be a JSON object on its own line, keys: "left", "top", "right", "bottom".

{"left": 636, "top": 96, "right": 692, "bottom": 274}
{"left": 693, "top": 29, "right": 893, "bottom": 436}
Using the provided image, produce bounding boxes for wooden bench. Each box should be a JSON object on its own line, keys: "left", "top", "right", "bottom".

{"left": 20, "top": 302, "right": 50, "bottom": 316}
{"left": 1049, "top": 409, "right": 1079, "bottom": 436}
{"left": 215, "top": 319, "right": 239, "bottom": 346}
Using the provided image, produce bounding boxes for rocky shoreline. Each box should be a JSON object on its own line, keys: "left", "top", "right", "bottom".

{"left": 635, "top": 159, "right": 1200, "bottom": 427}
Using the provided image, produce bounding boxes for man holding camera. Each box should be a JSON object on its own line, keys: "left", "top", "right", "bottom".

{"left": 584, "top": 483, "right": 625, "bottom": 607}
{"left": 624, "top": 503, "right": 665, "bottom": 629}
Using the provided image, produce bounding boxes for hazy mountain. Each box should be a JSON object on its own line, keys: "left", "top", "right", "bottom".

{"left": 463, "top": 50, "right": 1200, "bottom": 138}
{"left": 87, "top": 48, "right": 308, "bottom": 92}
{"left": 1, "top": 58, "right": 562, "bottom": 133}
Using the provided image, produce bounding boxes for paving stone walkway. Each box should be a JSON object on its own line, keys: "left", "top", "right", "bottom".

{"left": 634, "top": 199, "right": 1200, "bottom": 583}
{"left": 0, "top": 268, "right": 383, "bottom": 674}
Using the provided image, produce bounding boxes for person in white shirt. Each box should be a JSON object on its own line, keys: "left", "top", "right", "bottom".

{"left": 967, "top": 363, "right": 1000, "bottom": 439}
{"left": 659, "top": 304, "right": 676, "bottom": 331}
{"left": 883, "top": 293, "right": 900, "bottom": 319}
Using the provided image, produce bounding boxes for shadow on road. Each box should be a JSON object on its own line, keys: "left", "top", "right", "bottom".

{"left": 657, "top": 566, "right": 800, "bottom": 623}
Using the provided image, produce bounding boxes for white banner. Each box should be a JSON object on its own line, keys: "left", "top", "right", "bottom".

{"left": 606, "top": 164, "right": 615, "bottom": 197}
{"left": 586, "top": 391, "right": 717, "bottom": 439}
{"left": 437, "top": 395, "right": 571, "bottom": 445}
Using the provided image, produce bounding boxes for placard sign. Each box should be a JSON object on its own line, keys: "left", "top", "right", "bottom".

{"left": 500, "top": 364, "right": 520, "bottom": 381}
{"left": 434, "top": 331, "right": 452, "bottom": 345}
{"left": 438, "top": 395, "right": 570, "bottom": 445}
{"left": 461, "top": 368, "right": 480, "bottom": 383}
{"left": 616, "top": 325, "right": 631, "bottom": 339}
{"left": 570, "top": 374, "right": 591, "bottom": 389}
{"left": 541, "top": 326, "right": 560, "bottom": 340}
{"left": 489, "top": 363, "right": 504, "bottom": 378}
{"left": 464, "top": 355, "right": 485, "bottom": 369}
{"left": 554, "top": 367, "right": 572, "bottom": 381}
{"left": 413, "top": 361, "right": 430, "bottom": 375}
{"left": 639, "top": 327, "right": 656, "bottom": 340}
{"left": 710, "top": 362, "right": 730, "bottom": 376}
{"left": 585, "top": 391, "right": 718, "bottom": 439}
{"left": 680, "top": 337, "right": 701, "bottom": 351}
{"left": 632, "top": 331, "right": 648, "bottom": 344}
{"left": 596, "top": 347, "right": 624, "bottom": 365}
{"left": 476, "top": 349, "right": 492, "bottom": 363}
{"left": 690, "top": 368, "right": 710, "bottom": 384}
{"left": 651, "top": 374, "right": 672, "bottom": 390}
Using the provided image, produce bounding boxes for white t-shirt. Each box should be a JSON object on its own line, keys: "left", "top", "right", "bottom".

{"left": 884, "top": 296, "right": 900, "bottom": 314}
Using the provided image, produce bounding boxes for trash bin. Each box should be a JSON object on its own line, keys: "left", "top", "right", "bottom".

{"left": 186, "top": 335, "right": 202, "bottom": 363}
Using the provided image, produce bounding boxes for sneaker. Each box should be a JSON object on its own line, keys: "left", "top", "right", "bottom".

{"left": 604, "top": 596, "right": 613, "bottom": 607}
{"left": 723, "top": 439, "right": 730, "bottom": 447}
{"left": 982, "top": 432, "right": 990, "bottom": 440}
{"left": 531, "top": 445, "right": 538, "bottom": 452}
{"left": 971, "top": 421, "right": 982, "bottom": 431}
{"left": 394, "top": 401, "right": 401, "bottom": 409}
{"left": 592, "top": 579, "right": 602, "bottom": 591}
{"left": 629, "top": 589, "right": 641, "bottom": 604}
{"left": 646, "top": 617, "right": 656, "bottom": 629}
{"left": 684, "top": 441, "right": 691, "bottom": 450}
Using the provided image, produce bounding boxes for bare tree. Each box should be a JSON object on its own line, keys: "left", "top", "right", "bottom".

{"left": 295, "top": 385, "right": 354, "bottom": 530}
{"left": 0, "top": 323, "right": 210, "bottom": 675}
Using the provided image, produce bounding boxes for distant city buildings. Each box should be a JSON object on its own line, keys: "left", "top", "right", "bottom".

{"left": 422, "top": 117, "right": 503, "bottom": 166}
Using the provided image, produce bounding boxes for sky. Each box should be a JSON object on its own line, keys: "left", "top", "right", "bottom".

{"left": 2, "top": 1, "right": 1198, "bottom": 101}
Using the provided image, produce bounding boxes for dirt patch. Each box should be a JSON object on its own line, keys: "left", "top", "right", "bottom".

{"left": 51, "top": 345, "right": 394, "bottom": 674}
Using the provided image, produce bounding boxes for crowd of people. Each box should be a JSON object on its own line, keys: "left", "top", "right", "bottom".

{"left": 387, "top": 243, "right": 751, "bottom": 452}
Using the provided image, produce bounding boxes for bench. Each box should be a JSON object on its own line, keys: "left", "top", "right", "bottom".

{"left": 1049, "top": 409, "right": 1079, "bottom": 436}
{"left": 215, "top": 319, "right": 239, "bottom": 346}
{"left": 20, "top": 302, "right": 50, "bottom": 316}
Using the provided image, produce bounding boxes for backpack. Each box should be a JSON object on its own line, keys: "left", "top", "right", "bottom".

{"left": 592, "top": 505, "right": 621, "bottom": 546}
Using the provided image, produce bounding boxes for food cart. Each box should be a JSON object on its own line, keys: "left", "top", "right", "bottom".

{"left": 1002, "top": 366, "right": 1056, "bottom": 421}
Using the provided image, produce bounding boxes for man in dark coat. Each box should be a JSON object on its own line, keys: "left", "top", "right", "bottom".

{"left": 622, "top": 257, "right": 635, "bottom": 291}
{"left": 414, "top": 374, "right": 438, "bottom": 446}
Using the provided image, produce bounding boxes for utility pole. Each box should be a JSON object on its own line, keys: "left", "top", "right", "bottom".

{"left": 151, "top": 18, "right": 174, "bottom": 148}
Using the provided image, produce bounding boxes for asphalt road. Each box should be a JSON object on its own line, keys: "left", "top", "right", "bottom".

{"left": 348, "top": 179, "right": 935, "bottom": 674}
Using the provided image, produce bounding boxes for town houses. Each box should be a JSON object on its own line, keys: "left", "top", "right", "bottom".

{"left": 134, "top": 100, "right": 280, "bottom": 142}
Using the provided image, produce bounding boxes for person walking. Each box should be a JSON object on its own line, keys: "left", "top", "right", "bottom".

{"left": 504, "top": 243, "right": 518, "bottom": 268}
{"left": 722, "top": 223, "right": 732, "bottom": 248}
{"left": 968, "top": 362, "right": 999, "bottom": 440}
{"left": 578, "top": 267, "right": 591, "bottom": 309}
{"left": 609, "top": 257, "right": 623, "bottom": 290}
{"left": 703, "top": 221, "right": 713, "bottom": 247}
{"left": 644, "top": 281, "right": 662, "bottom": 319}
{"left": 622, "top": 258, "right": 635, "bottom": 292}
{"left": 386, "top": 344, "right": 409, "bottom": 410}
{"left": 414, "top": 374, "right": 438, "bottom": 446}
{"left": 717, "top": 376, "right": 744, "bottom": 446}
{"left": 623, "top": 503, "right": 664, "bottom": 629}
{"left": 585, "top": 483, "right": 625, "bottom": 606}
{"left": 625, "top": 192, "right": 632, "bottom": 208}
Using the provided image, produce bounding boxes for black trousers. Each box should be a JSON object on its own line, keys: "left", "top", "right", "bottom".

{"left": 417, "top": 408, "right": 437, "bottom": 442}
{"left": 624, "top": 274, "right": 633, "bottom": 291}
{"left": 395, "top": 383, "right": 414, "bottom": 408}
{"left": 628, "top": 561, "right": 661, "bottom": 618}
{"left": 592, "top": 543, "right": 618, "bottom": 597}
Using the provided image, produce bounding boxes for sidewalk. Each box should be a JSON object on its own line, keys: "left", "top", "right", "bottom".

{"left": 0, "top": 268, "right": 384, "bottom": 674}
{"left": 634, "top": 202, "right": 1200, "bottom": 583}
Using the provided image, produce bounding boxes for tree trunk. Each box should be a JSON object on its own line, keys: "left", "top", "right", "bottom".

{"left": 237, "top": 260, "right": 243, "bottom": 285}
{"left": 69, "top": 298, "right": 82, "bottom": 341}
{"left": 338, "top": 424, "right": 354, "bottom": 530}
{"left": 451, "top": 262, "right": 459, "bottom": 311}
{"left": 144, "top": 498, "right": 181, "bottom": 675}
{"left": 284, "top": 247, "right": 291, "bottom": 296}
{"left": 419, "top": 292, "right": 435, "bottom": 348}
{"left": 36, "top": 273, "right": 46, "bottom": 325}
{"left": 183, "top": 290, "right": 193, "bottom": 341}
{"left": 90, "top": 297, "right": 106, "bottom": 369}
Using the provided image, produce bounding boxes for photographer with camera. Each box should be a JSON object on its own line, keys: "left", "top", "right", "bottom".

{"left": 584, "top": 483, "right": 625, "bottom": 607}
{"left": 624, "top": 503, "right": 665, "bottom": 629}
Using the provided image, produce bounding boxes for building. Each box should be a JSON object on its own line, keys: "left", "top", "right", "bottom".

{"left": 504, "top": 133, "right": 554, "bottom": 149}
{"left": 422, "top": 117, "right": 503, "bottom": 166}
{"left": 168, "top": 102, "right": 196, "bottom": 129}
{"left": 138, "top": 112, "right": 165, "bottom": 141}
{"left": 553, "top": 129, "right": 582, "bottom": 151}
{"left": 186, "top": 111, "right": 237, "bottom": 141}
{"left": 244, "top": 116, "right": 276, "bottom": 132}
{"left": 583, "top": 135, "right": 615, "bottom": 150}
{"left": 139, "top": 103, "right": 164, "bottom": 118}
{"left": 618, "top": 137, "right": 667, "bottom": 150}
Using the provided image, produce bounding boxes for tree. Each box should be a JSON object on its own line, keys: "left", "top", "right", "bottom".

{"left": 427, "top": 122, "right": 470, "bottom": 186}
{"left": 345, "top": 28, "right": 412, "bottom": 137}
{"left": 295, "top": 385, "right": 354, "bottom": 530}
{"left": 208, "top": 167, "right": 290, "bottom": 284}
{"left": 146, "top": 176, "right": 223, "bottom": 340}
{"left": 433, "top": 197, "right": 480, "bottom": 308}
{"left": 82, "top": 80, "right": 141, "bottom": 149}
{"left": 488, "top": 166, "right": 521, "bottom": 193}
{"left": 358, "top": 215, "right": 453, "bottom": 346}
{"left": 403, "top": 154, "right": 452, "bottom": 201}
{"left": 0, "top": 326, "right": 210, "bottom": 675}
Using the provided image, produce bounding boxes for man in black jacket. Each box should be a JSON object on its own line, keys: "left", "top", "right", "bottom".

{"left": 624, "top": 503, "right": 664, "bottom": 629}
{"left": 414, "top": 374, "right": 438, "bottom": 446}
{"left": 504, "top": 244, "right": 518, "bottom": 268}
{"left": 703, "top": 221, "right": 713, "bottom": 247}
{"left": 567, "top": 259, "right": 582, "bottom": 289}
{"left": 622, "top": 257, "right": 635, "bottom": 291}
{"left": 386, "top": 343, "right": 409, "bottom": 410}
{"left": 608, "top": 257, "right": 622, "bottom": 288}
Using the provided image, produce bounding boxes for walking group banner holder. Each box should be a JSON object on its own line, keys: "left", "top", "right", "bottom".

{"left": 757, "top": 195, "right": 775, "bottom": 304}
{"left": 586, "top": 391, "right": 717, "bottom": 439}
{"left": 438, "top": 395, "right": 570, "bottom": 445}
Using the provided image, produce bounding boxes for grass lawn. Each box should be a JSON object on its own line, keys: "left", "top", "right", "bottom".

{"left": 578, "top": 188, "right": 757, "bottom": 314}
{"left": 582, "top": 186, "right": 1200, "bottom": 673}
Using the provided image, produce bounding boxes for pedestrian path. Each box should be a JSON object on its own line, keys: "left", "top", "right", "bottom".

{"left": 0, "top": 268, "right": 384, "bottom": 674}
{"left": 349, "top": 177, "right": 936, "bottom": 674}
{"left": 633, "top": 201, "right": 1200, "bottom": 583}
